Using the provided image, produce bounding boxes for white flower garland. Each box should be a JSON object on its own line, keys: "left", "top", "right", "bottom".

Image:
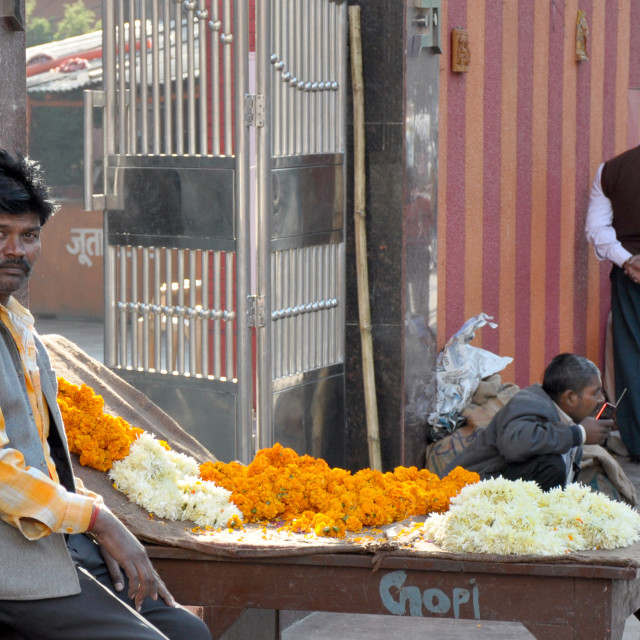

{"left": 109, "top": 433, "right": 243, "bottom": 529}
{"left": 421, "top": 477, "right": 640, "bottom": 555}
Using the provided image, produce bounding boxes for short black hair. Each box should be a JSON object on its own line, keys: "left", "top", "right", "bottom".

{"left": 542, "top": 353, "right": 600, "bottom": 401}
{"left": 0, "top": 149, "right": 58, "bottom": 225}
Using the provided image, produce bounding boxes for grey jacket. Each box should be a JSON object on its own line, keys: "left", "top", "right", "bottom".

{"left": 0, "top": 323, "right": 81, "bottom": 600}
{"left": 443, "top": 384, "right": 584, "bottom": 478}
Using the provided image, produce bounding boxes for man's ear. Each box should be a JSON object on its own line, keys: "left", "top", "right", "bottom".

{"left": 559, "top": 388, "right": 578, "bottom": 410}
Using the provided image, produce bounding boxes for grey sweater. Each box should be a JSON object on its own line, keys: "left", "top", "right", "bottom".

{"left": 443, "top": 384, "right": 584, "bottom": 478}
{"left": 0, "top": 324, "right": 81, "bottom": 600}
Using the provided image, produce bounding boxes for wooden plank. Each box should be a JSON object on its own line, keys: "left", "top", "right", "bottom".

{"left": 147, "top": 548, "right": 640, "bottom": 640}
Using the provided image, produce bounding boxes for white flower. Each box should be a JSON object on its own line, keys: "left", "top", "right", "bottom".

{"left": 421, "top": 478, "right": 640, "bottom": 555}
{"left": 109, "top": 432, "right": 243, "bottom": 528}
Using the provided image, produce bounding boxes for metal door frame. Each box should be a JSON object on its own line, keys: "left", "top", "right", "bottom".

{"left": 85, "top": 0, "right": 347, "bottom": 464}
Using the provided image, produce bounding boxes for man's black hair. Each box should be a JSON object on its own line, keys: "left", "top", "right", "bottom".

{"left": 0, "top": 149, "right": 58, "bottom": 225}
{"left": 542, "top": 353, "right": 600, "bottom": 401}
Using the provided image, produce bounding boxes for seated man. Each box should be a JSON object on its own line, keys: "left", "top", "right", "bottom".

{"left": 444, "top": 353, "right": 613, "bottom": 491}
{"left": 0, "top": 150, "right": 211, "bottom": 640}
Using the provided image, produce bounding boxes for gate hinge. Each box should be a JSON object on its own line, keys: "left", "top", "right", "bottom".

{"left": 244, "top": 94, "right": 265, "bottom": 127}
{"left": 247, "top": 294, "right": 266, "bottom": 328}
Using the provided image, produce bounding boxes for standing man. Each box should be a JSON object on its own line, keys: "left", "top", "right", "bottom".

{"left": 585, "top": 145, "right": 640, "bottom": 462}
{"left": 444, "top": 353, "right": 612, "bottom": 490}
{"left": 0, "top": 150, "right": 212, "bottom": 640}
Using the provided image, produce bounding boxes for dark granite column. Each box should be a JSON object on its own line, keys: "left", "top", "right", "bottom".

{"left": 345, "top": 0, "right": 439, "bottom": 472}
{"left": 0, "top": 2, "right": 28, "bottom": 306}
{"left": 0, "top": 3, "right": 27, "bottom": 153}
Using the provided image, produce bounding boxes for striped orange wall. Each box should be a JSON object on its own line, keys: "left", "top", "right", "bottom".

{"left": 437, "top": 0, "right": 635, "bottom": 388}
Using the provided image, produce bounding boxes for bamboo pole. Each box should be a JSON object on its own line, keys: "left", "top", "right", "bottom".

{"left": 349, "top": 5, "right": 382, "bottom": 472}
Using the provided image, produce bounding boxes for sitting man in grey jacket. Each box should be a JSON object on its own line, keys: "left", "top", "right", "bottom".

{"left": 444, "top": 353, "right": 613, "bottom": 490}
{"left": 0, "top": 150, "right": 211, "bottom": 640}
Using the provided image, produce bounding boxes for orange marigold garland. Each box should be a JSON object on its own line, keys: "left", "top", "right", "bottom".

{"left": 56, "top": 378, "right": 143, "bottom": 472}
{"left": 56, "top": 378, "right": 480, "bottom": 538}
{"left": 199, "top": 443, "right": 479, "bottom": 538}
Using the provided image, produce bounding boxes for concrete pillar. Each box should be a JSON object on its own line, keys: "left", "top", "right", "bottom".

{"left": 0, "top": 2, "right": 27, "bottom": 154}
{"left": 0, "top": 2, "right": 28, "bottom": 306}
{"left": 345, "top": 0, "right": 439, "bottom": 471}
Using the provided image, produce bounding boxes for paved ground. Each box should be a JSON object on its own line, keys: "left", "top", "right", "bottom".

{"left": 34, "top": 315, "right": 640, "bottom": 639}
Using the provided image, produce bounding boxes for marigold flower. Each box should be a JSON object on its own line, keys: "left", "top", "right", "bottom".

{"left": 57, "top": 378, "right": 143, "bottom": 471}
{"left": 199, "top": 443, "right": 479, "bottom": 537}
{"left": 56, "top": 380, "right": 480, "bottom": 539}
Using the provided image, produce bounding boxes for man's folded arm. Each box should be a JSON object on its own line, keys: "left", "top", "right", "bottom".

{"left": 0, "top": 443, "right": 96, "bottom": 539}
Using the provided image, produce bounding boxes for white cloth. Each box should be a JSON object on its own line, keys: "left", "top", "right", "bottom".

{"left": 584, "top": 163, "right": 633, "bottom": 268}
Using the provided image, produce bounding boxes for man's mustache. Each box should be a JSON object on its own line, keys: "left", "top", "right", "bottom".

{"left": 0, "top": 258, "right": 31, "bottom": 271}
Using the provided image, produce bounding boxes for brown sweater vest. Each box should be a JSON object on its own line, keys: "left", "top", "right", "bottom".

{"left": 601, "top": 145, "right": 640, "bottom": 256}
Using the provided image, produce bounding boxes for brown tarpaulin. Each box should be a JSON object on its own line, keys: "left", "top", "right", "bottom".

{"left": 42, "top": 335, "right": 357, "bottom": 557}
{"left": 42, "top": 334, "right": 640, "bottom": 568}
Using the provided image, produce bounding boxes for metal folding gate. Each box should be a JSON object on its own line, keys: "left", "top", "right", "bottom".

{"left": 85, "top": 0, "right": 347, "bottom": 465}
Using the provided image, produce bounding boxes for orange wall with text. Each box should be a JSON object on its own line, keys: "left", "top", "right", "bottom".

{"left": 29, "top": 199, "right": 104, "bottom": 319}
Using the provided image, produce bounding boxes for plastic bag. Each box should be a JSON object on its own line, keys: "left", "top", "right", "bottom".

{"left": 427, "top": 313, "right": 513, "bottom": 441}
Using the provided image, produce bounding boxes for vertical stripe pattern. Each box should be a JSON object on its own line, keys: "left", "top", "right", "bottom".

{"left": 438, "top": 0, "right": 633, "bottom": 388}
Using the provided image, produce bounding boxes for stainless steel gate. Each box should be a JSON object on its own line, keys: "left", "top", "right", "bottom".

{"left": 85, "top": 0, "right": 347, "bottom": 465}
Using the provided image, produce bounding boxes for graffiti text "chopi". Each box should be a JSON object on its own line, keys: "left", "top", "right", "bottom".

{"left": 379, "top": 570, "right": 480, "bottom": 619}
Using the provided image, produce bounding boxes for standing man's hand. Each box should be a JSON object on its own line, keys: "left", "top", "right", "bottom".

{"left": 623, "top": 255, "right": 640, "bottom": 284}
{"left": 581, "top": 416, "right": 614, "bottom": 445}
{"left": 89, "top": 505, "right": 175, "bottom": 611}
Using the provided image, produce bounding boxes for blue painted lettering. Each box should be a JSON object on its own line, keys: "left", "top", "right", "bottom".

{"left": 379, "top": 571, "right": 481, "bottom": 619}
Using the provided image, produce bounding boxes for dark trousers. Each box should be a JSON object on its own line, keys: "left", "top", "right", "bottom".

{"left": 611, "top": 266, "right": 640, "bottom": 456}
{"left": 0, "top": 534, "right": 211, "bottom": 640}
{"left": 492, "top": 453, "right": 568, "bottom": 491}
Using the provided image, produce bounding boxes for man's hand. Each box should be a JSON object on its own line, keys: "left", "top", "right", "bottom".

{"left": 623, "top": 255, "right": 640, "bottom": 284}
{"left": 581, "top": 416, "right": 614, "bottom": 445}
{"left": 89, "top": 506, "right": 175, "bottom": 611}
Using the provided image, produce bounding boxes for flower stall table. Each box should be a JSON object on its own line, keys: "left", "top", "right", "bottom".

{"left": 146, "top": 544, "right": 640, "bottom": 640}
{"left": 40, "top": 336, "right": 640, "bottom": 639}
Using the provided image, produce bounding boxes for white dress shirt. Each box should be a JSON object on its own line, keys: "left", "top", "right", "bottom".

{"left": 584, "top": 163, "right": 633, "bottom": 268}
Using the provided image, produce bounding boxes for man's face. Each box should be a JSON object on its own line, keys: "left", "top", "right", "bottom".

{"left": 0, "top": 212, "right": 41, "bottom": 306}
{"left": 570, "top": 375, "right": 605, "bottom": 423}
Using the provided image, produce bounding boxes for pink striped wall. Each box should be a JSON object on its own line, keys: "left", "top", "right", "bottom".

{"left": 437, "top": 0, "right": 638, "bottom": 388}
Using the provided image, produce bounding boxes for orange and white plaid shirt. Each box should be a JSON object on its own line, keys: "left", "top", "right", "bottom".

{"left": 0, "top": 298, "right": 98, "bottom": 540}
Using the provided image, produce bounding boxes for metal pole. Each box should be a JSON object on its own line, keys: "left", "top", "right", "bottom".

{"left": 177, "top": 249, "right": 186, "bottom": 374}
{"left": 210, "top": 3, "right": 221, "bottom": 155}
{"left": 154, "top": 249, "right": 161, "bottom": 371}
{"left": 163, "top": 0, "right": 173, "bottom": 154}
{"left": 143, "top": 247, "right": 152, "bottom": 371}
{"left": 151, "top": 0, "right": 161, "bottom": 154}
{"left": 213, "top": 251, "right": 221, "bottom": 378}
{"left": 301, "top": 0, "right": 309, "bottom": 155}
{"left": 272, "top": 0, "right": 281, "bottom": 157}
{"left": 175, "top": 0, "right": 184, "bottom": 154}
{"left": 189, "top": 250, "right": 197, "bottom": 373}
{"left": 236, "top": 0, "right": 258, "bottom": 461}
{"left": 197, "top": 0, "right": 209, "bottom": 155}
{"left": 165, "top": 248, "right": 174, "bottom": 372}
{"left": 309, "top": 0, "right": 317, "bottom": 154}
{"left": 288, "top": 248, "right": 296, "bottom": 375}
{"left": 139, "top": 0, "right": 149, "bottom": 153}
{"left": 130, "top": 246, "right": 139, "bottom": 368}
{"left": 293, "top": 0, "right": 301, "bottom": 155}
{"left": 117, "top": 0, "right": 127, "bottom": 154}
{"left": 201, "top": 251, "right": 210, "bottom": 376}
{"left": 185, "top": 1, "right": 197, "bottom": 155}
{"left": 118, "top": 247, "right": 128, "bottom": 367}
{"left": 223, "top": 0, "right": 233, "bottom": 155}
{"left": 256, "top": 0, "right": 275, "bottom": 433}
{"left": 296, "top": 247, "right": 303, "bottom": 373}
